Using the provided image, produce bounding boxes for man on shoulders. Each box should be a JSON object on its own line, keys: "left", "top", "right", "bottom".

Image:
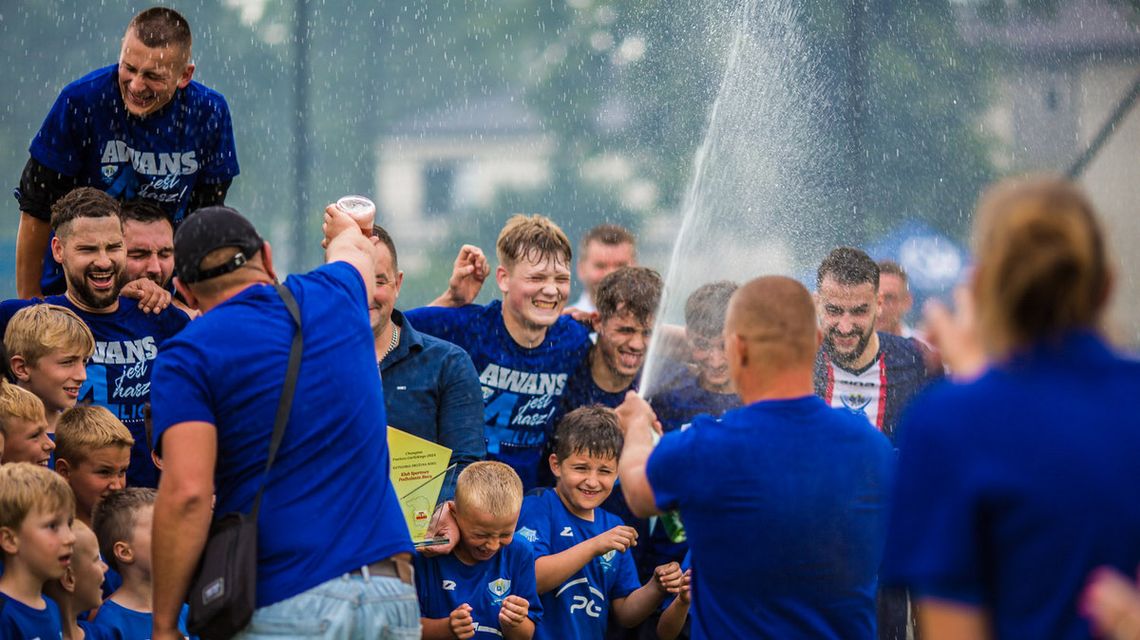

{"left": 15, "top": 7, "right": 238, "bottom": 298}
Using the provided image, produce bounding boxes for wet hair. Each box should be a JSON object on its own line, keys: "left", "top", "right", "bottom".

{"left": 119, "top": 199, "right": 170, "bottom": 226}
{"left": 817, "top": 247, "right": 880, "bottom": 290}
{"left": 55, "top": 406, "right": 135, "bottom": 467}
{"left": 127, "top": 7, "right": 192, "bottom": 52}
{"left": 454, "top": 461, "right": 523, "bottom": 519}
{"left": 595, "top": 266, "right": 663, "bottom": 325}
{"left": 371, "top": 224, "right": 399, "bottom": 271}
{"left": 496, "top": 214, "right": 573, "bottom": 270}
{"left": 0, "top": 463, "right": 75, "bottom": 534}
{"left": 552, "top": 406, "right": 623, "bottom": 463}
{"left": 972, "top": 175, "right": 1110, "bottom": 357}
{"left": 877, "top": 260, "right": 908, "bottom": 288}
{"left": 93, "top": 488, "right": 156, "bottom": 574}
{"left": 580, "top": 224, "right": 636, "bottom": 254}
{"left": 51, "top": 187, "right": 121, "bottom": 237}
{"left": 4, "top": 304, "right": 95, "bottom": 368}
{"left": 0, "top": 383, "right": 48, "bottom": 436}
{"left": 685, "top": 281, "right": 739, "bottom": 337}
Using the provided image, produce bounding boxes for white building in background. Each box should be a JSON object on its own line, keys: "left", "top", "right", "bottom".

{"left": 960, "top": 0, "right": 1140, "bottom": 344}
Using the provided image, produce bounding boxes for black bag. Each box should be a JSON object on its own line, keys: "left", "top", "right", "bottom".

{"left": 187, "top": 284, "right": 303, "bottom": 640}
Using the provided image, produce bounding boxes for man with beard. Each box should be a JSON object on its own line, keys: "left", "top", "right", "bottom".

{"left": 0, "top": 187, "right": 190, "bottom": 489}
{"left": 812, "top": 246, "right": 939, "bottom": 640}
{"left": 371, "top": 224, "right": 484, "bottom": 501}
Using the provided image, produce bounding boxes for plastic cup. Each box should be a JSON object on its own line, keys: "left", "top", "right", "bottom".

{"left": 336, "top": 196, "right": 376, "bottom": 235}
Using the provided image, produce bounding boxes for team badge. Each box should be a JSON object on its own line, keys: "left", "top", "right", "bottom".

{"left": 102, "top": 165, "right": 117, "bottom": 181}
{"left": 517, "top": 527, "right": 538, "bottom": 543}
{"left": 599, "top": 549, "right": 617, "bottom": 572}
{"left": 487, "top": 578, "right": 512, "bottom": 605}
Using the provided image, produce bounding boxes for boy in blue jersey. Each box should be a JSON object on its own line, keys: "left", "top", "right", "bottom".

{"left": 0, "top": 462, "right": 76, "bottom": 639}
{"left": 517, "top": 407, "right": 683, "bottom": 640}
{"left": 415, "top": 461, "right": 540, "bottom": 639}
{"left": 43, "top": 520, "right": 119, "bottom": 640}
{"left": 15, "top": 7, "right": 239, "bottom": 299}
{"left": 91, "top": 487, "right": 190, "bottom": 637}
{"left": 4, "top": 304, "right": 95, "bottom": 435}
{"left": 656, "top": 552, "right": 692, "bottom": 640}
{"left": 406, "top": 215, "right": 592, "bottom": 490}
{"left": 54, "top": 406, "right": 133, "bottom": 529}
{"left": 0, "top": 384, "right": 55, "bottom": 467}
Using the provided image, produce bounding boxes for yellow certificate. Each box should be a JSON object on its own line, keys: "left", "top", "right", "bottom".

{"left": 387, "top": 426, "right": 452, "bottom": 545}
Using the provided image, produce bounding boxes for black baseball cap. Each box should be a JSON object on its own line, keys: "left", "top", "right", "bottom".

{"left": 174, "top": 206, "right": 265, "bottom": 284}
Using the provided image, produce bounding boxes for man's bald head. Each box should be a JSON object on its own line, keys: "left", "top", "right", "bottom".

{"left": 726, "top": 276, "right": 818, "bottom": 372}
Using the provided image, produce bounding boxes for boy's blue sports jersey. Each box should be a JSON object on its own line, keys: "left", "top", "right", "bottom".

{"left": 28, "top": 64, "right": 240, "bottom": 294}
{"left": 553, "top": 353, "right": 633, "bottom": 426}
{"left": 0, "top": 296, "right": 189, "bottom": 488}
{"left": 516, "top": 488, "right": 641, "bottom": 640}
{"left": 405, "top": 301, "right": 591, "bottom": 489}
{"left": 649, "top": 369, "right": 741, "bottom": 434}
{"left": 0, "top": 592, "right": 63, "bottom": 639}
{"left": 91, "top": 599, "right": 190, "bottom": 638}
{"left": 77, "top": 619, "right": 123, "bottom": 640}
{"left": 414, "top": 535, "right": 542, "bottom": 636}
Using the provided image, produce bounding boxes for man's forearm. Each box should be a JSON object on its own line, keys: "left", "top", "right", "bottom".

{"left": 152, "top": 488, "right": 213, "bottom": 631}
{"left": 16, "top": 212, "right": 51, "bottom": 299}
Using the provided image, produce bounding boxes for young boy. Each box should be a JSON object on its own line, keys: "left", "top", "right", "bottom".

{"left": 415, "top": 461, "right": 541, "bottom": 639}
{"left": 4, "top": 303, "right": 94, "bottom": 433}
{"left": 91, "top": 487, "right": 190, "bottom": 637}
{"left": 405, "top": 215, "right": 592, "bottom": 490}
{"left": 0, "top": 462, "right": 76, "bottom": 638}
{"left": 54, "top": 406, "right": 134, "bottom": 528}
{"left": 0, "top": 382, "right": 56, "bottom": 467}
{"left": 516, "top": 406, "right": 683, "bottom": 640}
{"left": 43, "top": 520, "right": 117, "bottom": 640}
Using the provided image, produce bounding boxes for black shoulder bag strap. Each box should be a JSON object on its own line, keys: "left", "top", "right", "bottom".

{"left": 250, "top": 283, "right": 303, "bottom": 522}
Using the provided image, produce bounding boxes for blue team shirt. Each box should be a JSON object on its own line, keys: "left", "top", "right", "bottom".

{"left": 882, "top": 331, "right": 1140, "bottom": 639}
{"left": 28, "top": 64, "right": 239, "bottom": 293}
{"left": 0, "top": 592, "right": 63, "bottom": 639}
{"left": 405, "top": 301, "right": 591, "bottom": 489}
{"left": 78, "top": 619, "right": 123, "bottom": 640}
{"left": 516, "top": 488, "right": 641, "bottom": 640}
{"left": 151, "top": 262, "right": 412, "bottom": 607}
{"left": 647, "top": 396, "right": 895, "bottom": 640}
{"left": 0, "top": 295, "right": 190, "bottom": 488}
{"left": 649, "top": 369, "right": 741, "bottom": 434}
{"left": 90, "top": 599, "right": 189, "bottom": 638}
{"left": 414, "top": 536, "right": 542, "bottom": 636}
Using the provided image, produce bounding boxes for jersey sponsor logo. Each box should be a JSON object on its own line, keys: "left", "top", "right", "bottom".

{"left": 99, "top": 140, "right": 199, "bottom": 176}
{"left": 442, "top": 580, "right": 456, "bottom": 591}
{"left": 560, "top": 526, "right": 574, "bottom": 537}
{"left": 556, "top": 577, "right": 607, "bottom": 618}
{"left": 479, "top": 364, "right": 568, "bottom": 397}
{"left": 487, "top": 578, "right": 511, "bottom": 605}
{"left": 91, "top": 337, "right": 158, "bottom": 365}
{"left": 517, "top": 527, "right": 538, "bottom": 543}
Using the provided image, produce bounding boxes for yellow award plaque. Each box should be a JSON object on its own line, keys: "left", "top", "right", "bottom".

{"left": 387, "top": 426, "right": 453, "bottom": 546}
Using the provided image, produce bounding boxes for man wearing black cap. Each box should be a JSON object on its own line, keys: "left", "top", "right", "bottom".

{"left": 149, "top": 205, "right": 418, "bottom": 640}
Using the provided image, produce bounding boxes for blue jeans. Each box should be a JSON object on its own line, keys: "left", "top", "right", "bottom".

{"left": 233, "top": 572, "right": 420, "bottom": 639}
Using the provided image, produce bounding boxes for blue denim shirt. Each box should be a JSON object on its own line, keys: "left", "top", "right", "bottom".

{"left": 381, "top": 310, "right": 486, "bottom": 500}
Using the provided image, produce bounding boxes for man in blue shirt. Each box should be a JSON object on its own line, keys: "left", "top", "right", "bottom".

{"left": 149, "top": 205, "right": 417, "bottom": 640}
{"left": 618, "top": 276, "right": 895, "bottom": 640}
{"left": 15, "top": 7, "right": 239, "bottom": 298}
{"left": 371, "top": 225, "right": 485, "bottom": 500}
{"left": 0, "top": 187, "right": 190, "bottom": 489}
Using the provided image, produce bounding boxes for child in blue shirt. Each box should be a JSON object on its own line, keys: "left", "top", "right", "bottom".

{"left": 0, "top": 463, "right": 75, "bottom": 639}
{"left": 516, "top": 406, "right": 684, "bottom": 640}
{"left": 43, "top": 520, "right": 120, "bottom": 640}
{"left": 656, "top": 552, "right": 692, "bottom": 640}
{"left": 415, "top": 461, "right": 541, "bottom": 639}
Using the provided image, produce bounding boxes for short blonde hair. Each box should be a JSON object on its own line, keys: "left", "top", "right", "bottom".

{"left": 496, "top": 214, "right": 572, "bottom": 270}
{"left": 4, "top": 304, "right": 95, "bottom": 367}
{"left": 454, "top": 461, "right": 523, "bottom": 518}
{"left": 92, "top": 487, "right": 155, "bottom": 573}
{"left": 0, "top": 382, "right": 48, "bottom": 437}
{"left": 55, "top": 406, "right": 135, "bottom": 466}
{"left": 0, "top": 462, "right": 75, "bottom": 532}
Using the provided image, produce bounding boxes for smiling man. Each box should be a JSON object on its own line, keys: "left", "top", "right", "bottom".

{"left": 14, "top": 7, "right": 238, "bottom": 299}
{"left": 0, "top": 188, "right": 190, "bottom": 489}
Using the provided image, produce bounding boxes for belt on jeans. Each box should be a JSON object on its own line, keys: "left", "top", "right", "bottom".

{"left": 349, "top": 553, "right": 414, "bottom": 585}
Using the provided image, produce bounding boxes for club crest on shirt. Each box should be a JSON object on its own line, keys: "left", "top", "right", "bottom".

{"left": 599, "top": 549, "right": 617, "bottom": 572}
{"left": 102, "top": 164, "right": 117, "bottom": 180}
{"left": 488, "top": 578, "right": 512, "bottom": 605}
{"left": 841, "top": 393, "right": 872, "bottom": 414}
{"left": 517, "top": 527, "right": 538, "bottom": 543}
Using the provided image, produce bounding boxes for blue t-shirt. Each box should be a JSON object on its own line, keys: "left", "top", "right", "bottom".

{"left": 405, "top": 301, "right": 591, "bottom": 489}
{"left": 0, "top": 295, "right": 190, "bottom": 488}
{"left": 151, "top": 262, "right": 412, "bottom": 607}
{"left": 28, "top": 64, "right": 240, "bottom": 294}
{"left": 78, "top": 619, "right": 123, "bottom": 640}
{"left": 649, "top": 369, "right": 741, "bottom": 434}
{"left": 882, "top": 332, "right": 1140, "bottom": 639}
{"left": 90, "top": 599, "right": 189, "bottom": 638}
{"left": 647, "top": 396, "right": 895, "bottom": 640}
{"left": 516, "top": 488, "right": 641, "bottom": 640}
{"left": 0, "top": 592, "right": 63, "bottom": 639}
{"left": 414, "top": 536, "right": 543, "bottom": 636}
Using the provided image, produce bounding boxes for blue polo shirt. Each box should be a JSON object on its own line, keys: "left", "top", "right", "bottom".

{"left": 883, "top": 331, "right": 1140, "bottom": 639}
